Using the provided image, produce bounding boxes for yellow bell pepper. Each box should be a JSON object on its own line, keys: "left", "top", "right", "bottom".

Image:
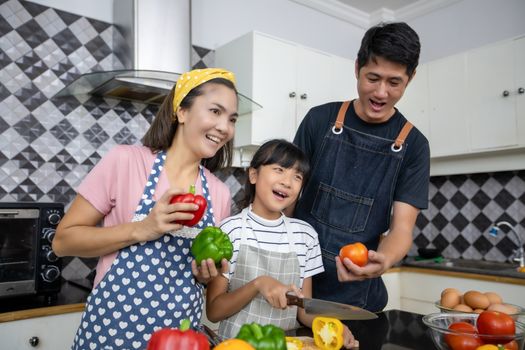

{"left": 476, "top": 345, "right": 506, "bottom": 350}
{"left": 285, "top": 336, "right": 303, "bottom": 350}
{"left": 213, "top": 338, "right": 255, "bottom": 350}
{"left": 312, "top": 317, "right": 344, "bottom": 350}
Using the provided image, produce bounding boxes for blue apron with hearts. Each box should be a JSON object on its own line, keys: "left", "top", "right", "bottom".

{"left": 72, "top": 151, "right": 215, "bottom": 350}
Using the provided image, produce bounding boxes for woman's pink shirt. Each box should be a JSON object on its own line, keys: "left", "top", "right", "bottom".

{"left": 77, "top": 145, "right": 232, "bottom": 286}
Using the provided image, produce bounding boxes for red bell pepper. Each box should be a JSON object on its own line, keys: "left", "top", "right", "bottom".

{"left": 147, "top": 319, "right": 209, "bottom": 350}
{"left": 169, "top": 185, "right": 207, "bottom": 227}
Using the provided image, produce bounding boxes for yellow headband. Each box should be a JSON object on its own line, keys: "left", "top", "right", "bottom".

{"left": 173, "top": 68, "right": 236, "bottom": 114}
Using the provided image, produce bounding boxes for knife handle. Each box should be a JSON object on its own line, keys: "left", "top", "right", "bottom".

{"left": 286, "top": 293, "right": 304, "bottom": 308}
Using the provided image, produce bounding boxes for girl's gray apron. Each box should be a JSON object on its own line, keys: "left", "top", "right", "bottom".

{"left": 72, "top": 151, "right": 215, "bottom": 350}
{"left": 218, "top": 208, "right": 301, "bottom": 339}
{"left": 295, "top": 101, "right": 413, "bottom": 312}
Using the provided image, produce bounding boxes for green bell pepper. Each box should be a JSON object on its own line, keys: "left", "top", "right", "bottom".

{"left": 190, "top": 226, "right": 233, "bottom": 266}
{"left": 235, "top": 323, "right": 287, "bottom": 350}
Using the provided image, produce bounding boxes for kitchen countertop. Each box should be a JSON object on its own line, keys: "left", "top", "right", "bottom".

{"left": 289, "top": 309, "right": 437, "bottom": 350}
{"left": 0, "top": 280, "right": 89, "bottom": 322}
{"left": 2, "top": 259, "right": 524, "bottom": 323}
{"left": 402, "top": 257, "right": 525, "bottom": 283}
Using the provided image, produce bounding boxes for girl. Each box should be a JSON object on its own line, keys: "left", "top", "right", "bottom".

{"left": 53, "top": 68, "right": 238, "bottom": 350}
{"left": 205, "top": 139, "right": 357, "bottom": 348}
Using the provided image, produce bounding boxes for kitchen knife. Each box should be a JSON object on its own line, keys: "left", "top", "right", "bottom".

{"left": 286, "top": 293, "right": 378, "bottom": 320}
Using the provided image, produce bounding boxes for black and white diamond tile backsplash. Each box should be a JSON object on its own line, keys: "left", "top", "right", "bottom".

{"left": 412, "top": 171, "right": 525, "bottom": 263}
{"left": 1, "top": 1, "right": 524, "bottom": 282}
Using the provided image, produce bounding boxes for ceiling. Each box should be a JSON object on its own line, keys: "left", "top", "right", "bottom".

{"left": 290, "top": 0, "right": 460, "bottom": 28}
{"left": 337, "top": 0, "right": 421, "bottom": 14}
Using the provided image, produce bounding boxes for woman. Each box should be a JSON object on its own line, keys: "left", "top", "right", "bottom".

{"left": 53, "top": 68, "right": 238, "bottom": 349}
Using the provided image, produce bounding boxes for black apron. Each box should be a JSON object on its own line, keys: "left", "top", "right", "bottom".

{"left": 295, "top": 101, "right": 413, "bottom": 311}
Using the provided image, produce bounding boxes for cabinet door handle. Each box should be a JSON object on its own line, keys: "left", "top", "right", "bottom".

{"left": 502, "top": 90, "right": 510, "bottom": 97}
{"left": 29, "top": 336, "right": 39, "bottom": 347}
{"left": 300, "top": 93, "right": 307, "bottom": 99}
{"left": 289, "top": 92, "right": 296, "bottom": 98}
{"left": 518, "top": 87, "right": 524, "bottom": 94}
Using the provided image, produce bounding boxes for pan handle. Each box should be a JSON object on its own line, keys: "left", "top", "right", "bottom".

{"left": 285, "top": 292, "right": 304, "bottom": 308}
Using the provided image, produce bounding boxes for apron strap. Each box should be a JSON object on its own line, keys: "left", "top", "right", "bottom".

{"left": 333, "top": 101, "right": 350, "bottom": 133}
{"left": 332, "top": 101, "right": 414, "bottom": 152}
{"left": 392, "top": 121, "right": 413, "bottom": 150}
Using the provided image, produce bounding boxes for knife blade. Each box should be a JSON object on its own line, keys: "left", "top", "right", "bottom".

{"left": 286, "top": 293, "right": 378, "bottom": 320}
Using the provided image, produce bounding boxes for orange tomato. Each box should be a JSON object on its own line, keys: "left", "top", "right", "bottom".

{"left": 339, "top": 242, "right": 368, "bottom": 267}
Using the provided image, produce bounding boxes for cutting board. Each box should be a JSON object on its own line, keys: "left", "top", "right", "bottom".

{"left": 294, "top": 336, "right": 319, "bottom": 349}
{"left": 293, "top": 336, "right": 360, "bottom": 349}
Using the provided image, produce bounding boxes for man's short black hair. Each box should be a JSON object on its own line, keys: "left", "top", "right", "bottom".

{"left": 357, "top": 22, "right": 421, "bottom": 77}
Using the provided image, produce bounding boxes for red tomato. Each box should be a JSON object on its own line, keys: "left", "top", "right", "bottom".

{"left": 339, "top": 242, "right": 368, "bottom": 267}
{"left": 445, "top": 322, "right": 482, "bottom": 350}
{"left": 476, "top": 311, "right": 516, "bottom": 345}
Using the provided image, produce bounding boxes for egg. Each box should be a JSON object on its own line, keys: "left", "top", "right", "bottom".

{"left": 487, "top": 303, "right": 518, "bottom": 315}
{"left": 484, "top": 292, "right": 503, "bottom": 305}
{"left": 453, "top": 304, "right": 473, "bottom": 312}
{"left": 440, "top": 290, "right": 461, "bottom": 308}
{"left": 441, "top": 288, "right": 461, "bottom": 297}
{"left": 463, "top": 290, "right": 490, "bottom": 310}
{"left": 473, "top": 308, "right": 485, "bottom": 314}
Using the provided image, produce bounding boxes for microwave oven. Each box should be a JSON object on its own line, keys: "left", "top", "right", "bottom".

{"left": 0, "top": 202, "right": 64, "bottom": 298}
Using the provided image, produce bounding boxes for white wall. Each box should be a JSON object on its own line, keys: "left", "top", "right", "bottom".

{"left": 28, "top": 0, "right": 113, "bottom": 23}
{"left": 191, "top": 0, "right": 365, "bottom": 60}
{"left": 29, "top": 0, "right": 525, "bottom": 64}
{"left": 192, "top": 0, "right": 525, "bottom": 63}
{"left": 409, "top": 0, "right": 525, "bottom": 63}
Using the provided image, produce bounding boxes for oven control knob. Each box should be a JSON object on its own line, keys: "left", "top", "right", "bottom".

{"left": 43, "top": 228, "right": 56, "bottom": 243}
{"left": 47, "top": 213, "right": 61, "bottom": 226}
{"left": 46, "top": 250, "right": 59, "bottom": 262}
{"left": 42, "top": 266, "right": 60, "bottom": 282}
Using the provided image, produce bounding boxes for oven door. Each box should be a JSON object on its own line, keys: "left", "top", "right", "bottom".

{"left": 0, "top": 208, "right": 39, "bottom": 297}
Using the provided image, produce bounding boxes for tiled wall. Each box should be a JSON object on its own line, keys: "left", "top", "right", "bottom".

{"left": 412, "top": 171, "right": 525, "bottom": 263}
{"left": 1, "top": 1, "right": 524, "bottom": 284}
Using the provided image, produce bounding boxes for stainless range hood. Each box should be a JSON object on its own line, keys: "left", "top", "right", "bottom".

{"left": 54, "top": 0, "right": 260, "bottom": 114}
{"left": 55, "top": 69, "right": 180, "bottom": 105}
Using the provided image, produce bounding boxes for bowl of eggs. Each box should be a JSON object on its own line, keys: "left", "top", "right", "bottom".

{"left": 437, "top": 288, "right": 525, "bottom": 320}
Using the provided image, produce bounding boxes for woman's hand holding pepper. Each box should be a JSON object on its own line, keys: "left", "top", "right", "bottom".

{"left": 254, "top": 276, "right": 302, "bottom": 309}
{"left": 335, "top": 250, "right": 388, "bottom": 282}
{"left": 133, "top": 188, "right": 198, "bottom": 243}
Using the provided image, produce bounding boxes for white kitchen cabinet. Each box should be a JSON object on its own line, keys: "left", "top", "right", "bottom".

{"left": 215, "top": 31, "right": 356, "bottom": 147}
{"left": 395, "top": 63, "right": 430, "bottom": 140}
{"left": 0, "top": 311, "right": 82, "bottom": 349}
{"left": 395, "top": 36, "right": 525, "bottom": 171}
{"left": 515, "top": 36, "right": 525, "bottom": 146}
{"left": 382, "top": 270, "right": 401, "bottom": 311}
{"left": 427, "top": 53, "right": 470, "bottom": 157}
{"left": 326, "top": 54, "right": 358, "bottom": 116}
{"left": 397, "top": 53, "right": 470, "bottom": 158}
{"left": 467, "top": 37, "right": 525, "bottom": 151}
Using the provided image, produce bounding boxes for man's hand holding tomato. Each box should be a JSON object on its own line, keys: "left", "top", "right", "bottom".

{"left": 336, "top": 243, "right": 390, "bottom": 282}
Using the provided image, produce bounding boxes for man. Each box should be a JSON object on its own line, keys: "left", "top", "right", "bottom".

{"left": 292, "top": 22, "right": 430, "bottom": 311}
